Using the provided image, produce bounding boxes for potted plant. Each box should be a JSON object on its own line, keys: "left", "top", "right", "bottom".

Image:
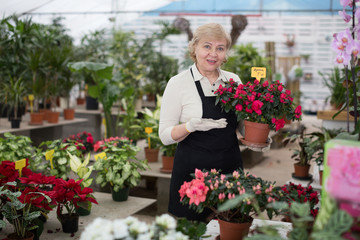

{"left": 179, "top": 168, "right": 281, "bottom": 240}
{"left": 215, "top": 78, "right": 302, "bottom": 146}
{"left": 278, "top": 182, "right": 320, "bottom": 222}
{"left": 68, "top": 152, "right": 95, "bottom": 215}
{"left": 53, "top": 178, "right": 98, "bottom": 233}
{"left": 0, "top": 77, "right": 27, "bottom": 128}
{"left": 0, "top": 133, "right": 42, "bottom": 171}
{"left": 64, "top": 131, "right": 94, "bottom": 156}
{"left": 39, "top": 139, "right": 82, "bottom": 180}
{"left": 93, "top": 137, "right": 149, "bottom": 201}
{"left": 282, "top": 127, "right": 318, "bottom": 179}
{"left": 59, "top": 70, "right": 78, "bottom": 120}
{"left": 160, "top": 143, "right": 177, "bottom": 173}
{"left": 319, "top": 67, "right": 346, "bottom": 110}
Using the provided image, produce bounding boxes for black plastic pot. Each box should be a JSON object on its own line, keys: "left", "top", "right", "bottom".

{"left": 9, "top": 118, "right": 21, "bottom": 128}
{"left": 60, "top": 213, "right": 79, "bottom": 233}
{"left": 85, "top": 96, "right": 99, "bottom": 110}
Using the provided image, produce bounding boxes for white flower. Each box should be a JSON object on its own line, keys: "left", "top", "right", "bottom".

{"left": 159, "top": 230, "right": 189, "bottom": 240}
{"left": 112, "top": 219, "right": 129, "bottom": 239}
{"left": 128, "top": 221, "right": 149, "bottom": 236}
{"left": 137, "top": 233, "right": 152, "bottom": 240}
{"left": 155, "top": 214, "right": 176, "bottom": 230}
{"left": 123, "top": 216, "right": 139, "bottom": 226}
{"left": 80, "top": 218, "right": 113, "bottom": 240}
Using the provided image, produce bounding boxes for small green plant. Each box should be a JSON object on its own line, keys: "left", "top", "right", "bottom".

{"left": 0, "top": 133, "right": 41, "bottom": 171}
{"left": 93, "top": 138, "right": 148, "bottom": 192}
{"left": 319, "top": 67, "right": 346, "bottom": 109}
{"left": 161, "top": 143, "right": 177, "bottom": 157}
{"left": 39, "top": 139, "right": 81, "bottom": 179}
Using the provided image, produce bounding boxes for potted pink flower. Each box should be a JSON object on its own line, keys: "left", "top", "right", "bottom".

{"left": 215, "top": 78, "right": 302, "bottom": 145}
{"left": 179, "top": 168, "right": 282, "bottom": 240}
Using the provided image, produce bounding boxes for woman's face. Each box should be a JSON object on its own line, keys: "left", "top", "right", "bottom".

{"left": 194, "top": 37, "right": 227, "bottom": 75}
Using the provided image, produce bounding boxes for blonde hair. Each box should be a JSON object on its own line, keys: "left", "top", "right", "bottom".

{"left": 188, "top": 23, "right": 232, "bottom": 62}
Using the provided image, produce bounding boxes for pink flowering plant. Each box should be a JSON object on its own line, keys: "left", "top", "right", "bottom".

{"left": 215, "top": 78, "right": 302, "bottom": 131}
{"left": 179, "top": 168, "right": 282, "bottom": 223}
{"left": 64, "top": 131, "right": 94, "bottom": 154}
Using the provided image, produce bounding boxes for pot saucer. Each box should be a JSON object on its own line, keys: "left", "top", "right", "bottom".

{"left": 292, "top": 173, "right": 313, "bottom": 181}
{"left": 160, "top": 168, "right": 172, "bottom": 174}
{"left": 239, "top": 138, "right": 269, "bottom": 148}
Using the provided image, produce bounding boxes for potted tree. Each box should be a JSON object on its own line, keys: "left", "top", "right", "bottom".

{"left": 0, "top": 78, "right": 27, "bottom": 128}
{"left": 58, "top": 70, "right": 78, "bottom": 120}
{"left": 93, "top": 137, "right": 149, "bottom": 201}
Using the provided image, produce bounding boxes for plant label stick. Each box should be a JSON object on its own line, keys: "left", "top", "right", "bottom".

{"left": 95, "top": 152, "right": 107, "bottom": 161}
{"left": 251, "top": 67, "right": 266, "bottom": 81}
{"left": 145, "top": 127, "right": 153, "bottom": 149}
{"left": 45, "top": 149, "right": 55, "bottom": 169}
{"left": 28, "top": 94, "right": 34, "bottom": 113}
{"left": 15, "top": 159, "right": 26, "bottom": 177}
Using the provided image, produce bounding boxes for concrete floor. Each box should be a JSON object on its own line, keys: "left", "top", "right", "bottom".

{"left": 132, "top": 114, "right": 323, "bottom": 223}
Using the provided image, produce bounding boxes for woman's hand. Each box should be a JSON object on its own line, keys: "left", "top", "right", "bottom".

{"left": 185, "top": 118, "right": 228, "bottom": 132}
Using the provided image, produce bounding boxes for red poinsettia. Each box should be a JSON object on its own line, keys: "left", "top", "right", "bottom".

{"left": 215, "top": 78, "right": 302, "bottom": 131}
{"left": 19, "top": 172, "right": 57, "bottom": 185}
{"left": 0, "top": 160, "right": 32, "bottom": 187}
{"left": 53, "top": 178, "right": 98, "bottom": 216}
{"left": 18, "top": 186, "right": 57, "bottom": 211}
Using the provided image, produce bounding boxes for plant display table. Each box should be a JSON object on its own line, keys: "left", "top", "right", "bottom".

{"left": 205, "top": 219, "right": 293, "bottom": 239}
{"left": 0, "top": 113, "right": 88, "bottom": 146}
{"left": 317, "top": 110, "right": 355, "bottom": 131}
{"left": 0, "top": 192, "right": 156, "bottom": 240}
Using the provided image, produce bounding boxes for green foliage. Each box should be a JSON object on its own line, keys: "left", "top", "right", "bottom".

{"left": 0, "top": 133, "right": 41, "bottom": 171}
{"left": 223, "top": 43, "right": 271, "bottom": 84}
{"left": 93, "top": 139, "right": 148, "bottom": 191}
{"left": 68, "top": 152, "right": 94, "bottom": 188}
{"left": 319, "top": 67, "right": 346, "bottom": 109}
{"left": 176, "top": 218, "right": 207, "bottom": 240}
{"left": 161, "top": 143, "right": 177, "bottom": 157}
{"left": 0, "top": 182, "right": 50, "bottom": 238}
{"left": 0, "top": 77, "right": 27, "bottom": 119}
{"left": 39, "top": 139, "right": 81, "bottom": 179}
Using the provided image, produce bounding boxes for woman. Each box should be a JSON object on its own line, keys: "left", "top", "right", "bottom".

{"left": 159, "top": 23, "right": 243, "bottom": 222}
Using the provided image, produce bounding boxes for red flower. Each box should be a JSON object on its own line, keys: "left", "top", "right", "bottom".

{"left": 271, "top": 118, "right": 285, "bottom": 131}
{"left": 251, "top": 100, "right": 263, "bottom": 115}
{"left": 295, "top": 105, "right": 302, "bottom": 118}
{"left": 19, "top": 172, "right": 56, "bottom": 185}
{"left": 18, "top": 187, "right": 57, "bottom": 211}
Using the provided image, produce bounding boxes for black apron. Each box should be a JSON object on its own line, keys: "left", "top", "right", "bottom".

{"left": 168, "top": 69, "right": 243, "bottom": 222}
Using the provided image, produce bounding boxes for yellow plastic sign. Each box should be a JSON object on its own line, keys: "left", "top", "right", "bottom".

{"left": 102, "top": 118, "right": 107, "bottom": 139}
{"left": 45, "top": 149, "right": 55, "bottom": 169}
{"left": 95, "top": 152, "right": 107, "bottom": 161}
{"left": 15, "top": 159, "right": 26, "bottom": 177}
{"left": 251, "top": 67, "right": 266, "bottom": 81}
{"left": 28, "top": 94, "right": 34, "bottom": 113}
{"left": 145, "top": 127, "right": 153, "bottom": 149}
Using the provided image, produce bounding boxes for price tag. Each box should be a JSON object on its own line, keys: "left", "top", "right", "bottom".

{"left": 15, "top": 159, "right": 26, "bottom": 177}
{"left": 95, "top": 152, "right": 107, "bottom": 161}
{"left": 145, "top": 127, "right": 153, "bottom": 149}
{"left": 45, "top": 149, "right": 55, "bottom": 169}
{"left": 251, "top": 67, "right": 266, "bottom": 81}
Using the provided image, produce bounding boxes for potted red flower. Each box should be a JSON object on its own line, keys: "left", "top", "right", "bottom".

{"left": 279, "top": 182, "right": 320, "bottom": 221}
{"left": 64, "top": 131, "right": 94, "bottom": 154}
{"left": 53, "top": 178, "right": 98, "bottom": 233}
{"left": 215, "top": 78, "right": 302, "bottom": 146}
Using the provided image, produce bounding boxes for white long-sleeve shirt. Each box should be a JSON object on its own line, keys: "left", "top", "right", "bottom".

{"left": 159, "top": 64, "right": 241, "bottom": 145}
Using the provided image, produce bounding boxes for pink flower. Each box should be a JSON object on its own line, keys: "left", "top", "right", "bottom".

{"left": 179, "top": 181, "right": 191, "bottom": 201}
{"left": 185, "top": 179, "right": 209, "bottom": 206}
{"left": 295, "top": 105, "right": 302, "bottom": 118}
{"left": 232, "top": 171, "right": 240, "bottom": 179}
{"left": 218, "top": 192, "right": 225, "bottom": 200}
{"left": 195, "top": 169, "right": 204, "bottom": 179}
{"left": 271, "top": 118, "right": 285, "bottom": 131}
{"left": 251, "top": 100, "right": 263, "bottom": 115}
{"left": 235, "top": 104, "right": 243, "bottom": 111}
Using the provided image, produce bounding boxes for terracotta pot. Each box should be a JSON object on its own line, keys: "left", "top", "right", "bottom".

{"left": 218, "top": 218, "right": 253, "bottom": 240}
{"left": 282, "top": 115, "right": 292, "bottom": 124}
{"left": 161, "top": 155, "right": 174, "bottom": 173}
{"left": 76, "top": 98, "right": 85, "bottom": 105}
{"left": 39, "top": 109, "right": 50, "bottom": 121}
{"left": 294, "top": 163, "right": 310, "bottom": 178}
{"left": 7, "top": 231, "right": 34, "bottom": 240}
{"left": 144, "top": 147, "right": 159, "bottom": 162}
{"left": 244, "top": 120, "right": 270, "bottom": 144}
{"left": 47, "top": 111, "right": 60, "bottom": 123}
{"left": 30, "top": 112, "right": 44, "bottom": 125}
{"left": 63, "top": 108, "right": 75, "bottom": 120}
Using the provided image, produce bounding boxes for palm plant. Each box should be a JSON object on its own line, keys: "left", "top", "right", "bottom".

{"left": 319, "top": 67, "right": 346, "bottom": 109}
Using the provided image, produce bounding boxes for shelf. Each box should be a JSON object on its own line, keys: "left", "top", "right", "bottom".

{"left": 317, "top": 110, "right": 354, "bottom": 121}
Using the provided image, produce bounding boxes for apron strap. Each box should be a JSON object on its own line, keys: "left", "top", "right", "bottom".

{"left": 190, "top": 68, "right": 205, "bottom": 98}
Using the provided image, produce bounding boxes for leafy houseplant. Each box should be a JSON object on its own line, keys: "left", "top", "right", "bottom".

{"left": 319, "top": 67, "right": 346, "bottom": 109}
{"left": 179, "top": 168, "right": 280, "bottom": 224}
{"left": 39, "top": 139, "right": 82, "bottom": 180}
{"left": 93, "top": 137, "right": 149, "bottom": 196}
{"left": 0, "top": 133, "right": 41, "bottom": 171}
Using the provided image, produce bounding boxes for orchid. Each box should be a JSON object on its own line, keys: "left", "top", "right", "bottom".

{"left": 215, "top": 78, "right": 302, "bottom": 131}
{"left": 179, "top": 168, "right": 282, "bottom": 223}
